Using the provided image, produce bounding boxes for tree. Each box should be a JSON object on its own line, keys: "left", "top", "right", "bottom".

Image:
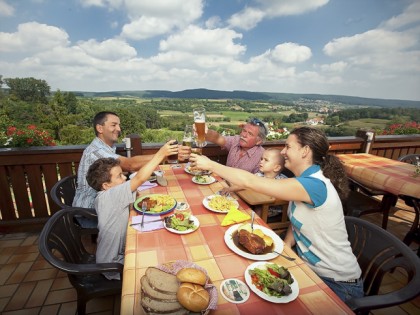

{"left": 4, "top": 77, "right": 51, "bottom": 104}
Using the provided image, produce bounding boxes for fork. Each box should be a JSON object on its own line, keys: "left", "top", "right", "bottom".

{"left": 273, "top": 250, "right": 296, "bottom": 261}
{"left": 140, "top": 201, "right": 147, "bottom": 230}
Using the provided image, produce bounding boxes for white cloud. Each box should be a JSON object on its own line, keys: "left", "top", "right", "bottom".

{"left": 77, "top": 39, "right": 137, "bottom": 60}
{"left": 228, "top": 7, "right": 265, "bottom": 31}
{"left": 159, "top": 26, "right": 245, "bottom": 57}
{"left": 270, "top": 43, "right": 312, "bottom": 64}
{"left": 0, "top": 0, "right": 14, "bottom": 16}
{"left": 228, "top": 0, "right": 329, "bottom": 30}
{"left": 380, "top": 1, "right": 420, "bottom": 30}
{"left": 0, "top": 22, "right": 69, "bottom": 53}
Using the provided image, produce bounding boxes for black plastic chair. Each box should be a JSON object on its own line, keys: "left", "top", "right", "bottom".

{"left": 398, "top": 154, "right": 420, "bottom": 255}
{"left": 38, "top": 208, "right": 123, "bottom": 315}
{"left": 343, "top": 177, "right": 397, "bottom": 229}
{"left": 344, "top": 216, "right": 420, "bottom": 314}
{"left": 50, "top": 175, "right": 98, "bottom": 233}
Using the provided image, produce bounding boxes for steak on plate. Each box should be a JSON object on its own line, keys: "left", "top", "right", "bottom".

{"left": 238, "top": 229, "right": 266, "bottom": 254}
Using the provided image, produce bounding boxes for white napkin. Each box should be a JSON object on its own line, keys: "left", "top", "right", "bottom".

{"left": 137, "top": 181, "right": 158, "bottom": 192}
{"left": 131, "top": 215, "right": 164, "bottom": 232}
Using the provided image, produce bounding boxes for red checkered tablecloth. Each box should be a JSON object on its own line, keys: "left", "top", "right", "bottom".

{"left": 337, "top": 153, "right": 420, "bottom": 198}
{"left": 121, "top": 163, "right": 353, "bottom": 315}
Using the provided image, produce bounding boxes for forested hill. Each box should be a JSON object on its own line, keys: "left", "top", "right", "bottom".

{"left": 75, "top": 88, "right": 420, "bottom": 108}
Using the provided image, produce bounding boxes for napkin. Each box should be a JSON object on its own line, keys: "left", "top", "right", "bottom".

{"left": 137, "top": 181, "right": 158, "bottom": 192}
{"left": 221, "top": 206, "right": 251, "bottom": 226}
{"left": 131, "top": 215, "right": 164, "bottom": 232}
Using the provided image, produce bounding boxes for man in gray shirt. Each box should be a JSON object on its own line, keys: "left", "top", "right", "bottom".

{"left": 73, "top": 111, "right": 178, "bottom": 209}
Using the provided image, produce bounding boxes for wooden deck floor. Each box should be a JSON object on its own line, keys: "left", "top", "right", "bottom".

{"left": 0, "top": 199, "right": 419, "bottom": 315}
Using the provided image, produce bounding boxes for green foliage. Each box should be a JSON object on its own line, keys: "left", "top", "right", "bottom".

{"left": 4, "top": 77, "right": 50, "bottom": 104}
{"left": 1, "top": 125, "right": 56, "bottom": 147}
{"left": 378, "top": 121, "right": 420, "bottom": 135}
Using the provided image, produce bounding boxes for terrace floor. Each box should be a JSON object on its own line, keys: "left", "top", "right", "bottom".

{"left": 0, "top": 199, "right": 419, "bottom": 315}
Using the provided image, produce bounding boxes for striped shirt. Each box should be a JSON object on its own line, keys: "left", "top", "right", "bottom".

{"left": 72, "top": 137, "right": 120, "bottom": 209}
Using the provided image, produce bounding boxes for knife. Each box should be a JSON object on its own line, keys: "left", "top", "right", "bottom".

{"left": 156, "top": 175, "right": 168, "bottom": 186}
{"left": 130, "top": 217, "right": 164, "bottom": 226}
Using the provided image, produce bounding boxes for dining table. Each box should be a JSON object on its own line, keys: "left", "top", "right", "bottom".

{"left": 235, "top": 189, "right": 289, "bottom": 234}
{"left": 337, "top": 153, "right": 420, "bottom": 231}
{"left": 121, "top": 163, "right": 354, "bottom": 315}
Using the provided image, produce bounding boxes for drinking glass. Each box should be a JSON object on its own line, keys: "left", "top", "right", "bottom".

{"left": 179, "top": 125, "right": 193, "bottom": 162}
{"left": 193, "top": 107, "right": 207, "bottom": 147}
{"left": 167, "top": 139, "right": 179, "bottom": 164}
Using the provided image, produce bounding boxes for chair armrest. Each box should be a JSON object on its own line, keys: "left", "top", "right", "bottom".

{"left": 347, "top": 280, "right": 420, "bottom": 314}
{"left": 50, "top": 260, "right": 124, "bottom": 276}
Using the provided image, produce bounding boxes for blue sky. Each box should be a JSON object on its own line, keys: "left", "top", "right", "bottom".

{"left": 1, "top": 0, "right": 419, "bottom": 101}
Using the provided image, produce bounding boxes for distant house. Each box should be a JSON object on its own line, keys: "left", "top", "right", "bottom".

{"left": 306, "top": 117, "right": 324, "bottom": 125}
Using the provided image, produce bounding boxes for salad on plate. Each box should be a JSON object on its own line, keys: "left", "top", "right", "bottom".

{"left": 248, "top": 263, "right": 294, "bottom": 298}
{"left": 164, "top": 212, "right": 199, "bottom": 234}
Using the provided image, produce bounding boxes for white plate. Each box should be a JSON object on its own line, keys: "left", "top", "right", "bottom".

{"left": 192, "top": 175, "right": 216, "bottom": 185}
{"left": 184, "top": 162, "right": 212, "bottom": 176}
{"left": 224, "top": 224, "right": 284, "bottom": 260}
{"left": 129, "top": 171, "right": 158, "bottom": 181}
{"left": 164, "top": 215, "right": 200, "bottom": 234}
{"left": 244, "top": 261, "right": 299, "bottom": 303}
{"left": 202, "top": 195, "right": 239, "bottom": 214}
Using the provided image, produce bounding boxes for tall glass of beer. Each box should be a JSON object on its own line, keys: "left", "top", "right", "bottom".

{"left": 179, "top": 125, "right": 193, "bottom": 162}
{"left": 193, "top": 107, "right": 207, "bottom": 147}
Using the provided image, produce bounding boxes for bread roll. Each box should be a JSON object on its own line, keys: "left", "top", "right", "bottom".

{"left": 177, "top": 282, "right": 210, "bottom": 312}
{"left": 176, "top": 268, "right": 207, "bottom": 285}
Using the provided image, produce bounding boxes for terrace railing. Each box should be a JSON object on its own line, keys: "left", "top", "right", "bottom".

{"left": 1, "top": 133, "right": 419, "bottom": 232}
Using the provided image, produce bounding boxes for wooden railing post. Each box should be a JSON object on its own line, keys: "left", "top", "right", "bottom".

{"left": 128, "top": 134, "right": 143, "bottom": 156}
{"left": 356, "top": 129, "right": 375, "bottom": 153}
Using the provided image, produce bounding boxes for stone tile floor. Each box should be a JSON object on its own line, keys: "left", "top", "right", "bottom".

{"left": 0, "top": 198, "right": 419, "bottom": 315}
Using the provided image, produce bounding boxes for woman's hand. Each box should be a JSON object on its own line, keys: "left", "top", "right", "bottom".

{"left": 189, "top": 153, "right": 212, "bottom": 170}
{"left": 158, "top": 139, "right": 179, "bottom": 158}
{"left": 178, "top": 144, "right": 191, "bottom": 161}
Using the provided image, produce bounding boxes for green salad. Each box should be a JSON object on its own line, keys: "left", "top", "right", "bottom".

{"left": 164, "top": 212, "right": 196, "bottom": 231}
{"left": 249, "top": 263, "right": 294, "bottom": 297}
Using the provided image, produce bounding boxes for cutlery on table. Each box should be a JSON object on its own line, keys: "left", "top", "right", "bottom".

{"left": 140, "top": 201, "right": 147, "bottom": 230}
{"left": 130, "top": 217, "right": 164, "bottom": 226}
{"left": 273, "top": 250, "right": 296, "bottom": 261}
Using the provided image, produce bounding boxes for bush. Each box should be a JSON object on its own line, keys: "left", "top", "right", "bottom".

{"left": 379, "top": 121, "right": 420, "bottom": 135}
{"left": 1, "top": 125, "right": 56, "bottom": 147}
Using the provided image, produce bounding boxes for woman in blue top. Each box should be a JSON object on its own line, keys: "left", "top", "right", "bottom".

{"left": 190, "top": 126, "right": 364, "bottom": 303}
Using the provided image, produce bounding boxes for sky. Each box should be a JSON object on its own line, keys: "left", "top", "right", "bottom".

{"left": 0, "top": 0, "right": 419, "bottom": 101}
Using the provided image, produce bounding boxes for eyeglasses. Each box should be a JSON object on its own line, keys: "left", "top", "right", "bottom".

{"left": 249, "top": 118, "right": 268, "bottom": 134}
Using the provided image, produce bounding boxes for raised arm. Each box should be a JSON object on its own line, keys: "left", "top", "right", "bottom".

{"left": 129, "top": 140, "right": 178, "bottom": 191}
{"left": 189, "top": 153, "right": 311, "bottom": 204}
{"left": 205, "top": 129, "right": 226, "bottom": 147}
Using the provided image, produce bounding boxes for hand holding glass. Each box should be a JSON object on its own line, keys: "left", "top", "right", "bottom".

{"left": 193, "top": 107, "right": 207, "bottom": 147}
{"left": 179, "top": 125, "right": 193, "bottom": 162}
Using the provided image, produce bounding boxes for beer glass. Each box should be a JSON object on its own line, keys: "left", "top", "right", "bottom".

{"left": 193, "top": 107, "right": 207, "bottom": 147}
{"left": 179, "top": 125, "right": 193, "bottom": 162}
{"left": 167, "top": 140, "right": 179, "bottom": 164}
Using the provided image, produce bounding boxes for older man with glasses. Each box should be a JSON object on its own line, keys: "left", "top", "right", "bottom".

{"left": 205, "top": 118, "right": 268, "bottom": 173}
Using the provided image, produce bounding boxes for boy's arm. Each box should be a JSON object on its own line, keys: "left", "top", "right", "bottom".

{"left": 129, "top": 141, "right": 177, "bottom": 192}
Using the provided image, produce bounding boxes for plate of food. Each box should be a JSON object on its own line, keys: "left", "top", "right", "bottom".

{"left": 202, "top": 195, "right": 239, "bottom": 214}
{"left": 245, "top": 261, "right": 299, "bottom": 303}
{"left": 184, "top": 162, "right": 212, "bottom": 176}
{"left": 224, "top": 223, "right": 284, "bottom": 260}
{"left": 192, "top": 175, "right": 216, "bottom": 185}
{"left": 164, "top": 212, "right": 199, "bottom": 234}
{"left": 134, "top": 194, "right": 177, "bottom": 215}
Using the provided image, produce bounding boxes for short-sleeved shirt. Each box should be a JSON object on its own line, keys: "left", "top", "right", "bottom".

{"left": 95, "top": 181, "right": 135, "bottom": 280}
{"left": 73, "top": 137, "right": 120, "bottom": 209}
{"left": 288, "top": 165, "right": 361, "bottom": 281}
{"left": 224, "top": 135, "right": 265, "bottom": 173}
